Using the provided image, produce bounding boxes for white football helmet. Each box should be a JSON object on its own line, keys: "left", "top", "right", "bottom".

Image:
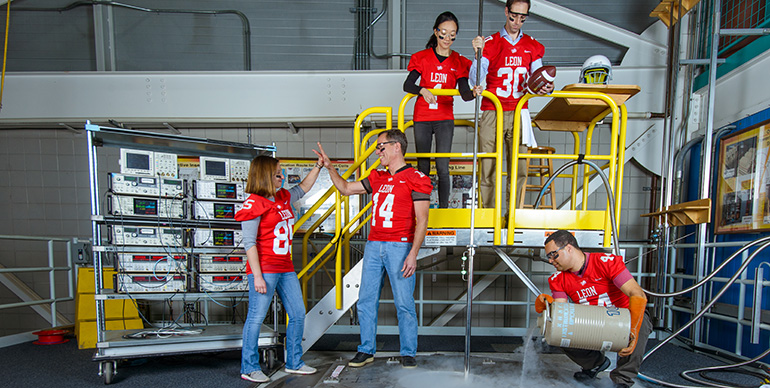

{"left": 579, "top": 55, "right": 612, "bottom": 84}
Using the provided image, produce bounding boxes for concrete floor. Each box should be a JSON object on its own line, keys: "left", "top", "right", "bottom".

{"left": 259, "top": 350, "right": 649, "bottom": 388}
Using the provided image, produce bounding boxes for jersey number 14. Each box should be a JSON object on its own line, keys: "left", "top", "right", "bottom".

{"left": 371, "top": 193, "right": 394, "bottom": 228}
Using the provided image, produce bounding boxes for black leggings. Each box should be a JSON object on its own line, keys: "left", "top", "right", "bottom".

{"left": 413, "top": 120, "right": 454, "bottom": 208}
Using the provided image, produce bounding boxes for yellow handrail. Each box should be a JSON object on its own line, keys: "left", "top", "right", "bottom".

{"left": 300, "top": 205, "right": 335, "bottom": 300}
{"left": 582, "top": 108, "right": 612, "bottom": 211}
{"left": 296, "top": 86, "right": 630, "bottom": 311}
{"left": 508, "top": 90, "right": 624, "bottom": 247}
{"left": 296, "top": 107, "right": 391, "bottom": 308}
{"left": 397, "top": 89, "right": 505, "bottom": 244}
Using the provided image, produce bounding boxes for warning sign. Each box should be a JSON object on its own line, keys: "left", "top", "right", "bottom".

{"left": 425, "top": 230, "right": 457, "bottom": 246}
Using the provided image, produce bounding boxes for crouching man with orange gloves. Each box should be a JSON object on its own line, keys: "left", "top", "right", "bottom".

{"left": 536, "top": 230, "right": 652, "bottom": 388}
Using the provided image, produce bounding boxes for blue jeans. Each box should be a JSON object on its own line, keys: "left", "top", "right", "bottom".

{"left": 241, "top": 272, "right": 307, "bottom": 374}
{"left": 357, "top": 241, "right": 417, "bottom": 357}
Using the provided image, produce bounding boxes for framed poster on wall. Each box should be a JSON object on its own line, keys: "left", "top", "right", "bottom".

{"left": 404, "top": 159, "right": 476, "bottom": 209}
{"left": 279, "top": 159, "right": 359, "bottom": 233}
{"left": 715, "top": 120, "right": 770, "bottom": 233}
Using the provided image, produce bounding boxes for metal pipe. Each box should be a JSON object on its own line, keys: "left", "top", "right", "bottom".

{"left": 15, "top": 1, "right": 253, "bottom": 70}
{"left": 0, "top": 299, "right": 62, "bottom": 311}
{"left": 493, "top": 248, "right": 542, "bottom": 297}
{"left": 693, "top": 0, "right": 722, "bottom": 349}
{"left": 533, "top": 158, "right": 621, "bottom": 254}
{"left": 0, "top": 267, "right": 71, "bottom": 273}
{"left": 85, "top": 122, "right": 106, "bottom": 347}
{"left": 464, "top": 0, "right": 484, "bottom": 378}
{"left": 751, "top": 263, "right": 768, "bottom": 344}
{"left": 646, "top": 236, "right": 770, "bottom": 297}
{"left": 680, "top": 346, "right": 770, "bottom": 388}
{"left": 47, "top": 240, "right": 57, "bottom": 327}
{"left": 672, "top": 136, "right": 703, "bottom": 204}
{"left": 642, "top": 239, "right": 770, "bottom": 361}
{"left": 720, "top": 28, "right": 770, "bottom": 35}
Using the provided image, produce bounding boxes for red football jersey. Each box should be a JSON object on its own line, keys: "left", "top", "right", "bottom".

{"left": 366, "top": 167, "right": 433, "bottom": 242}
{"left": 407, "top": 48, "right": 471, "bottom": 122}
{"left": 234, "top": 189, "right": 296, "bottom": 274}
{"left": 480, "top": 32, "right": 544, "bottom": 112}
{"left": 548, "top": 252, "right": 631, "bottom": 308}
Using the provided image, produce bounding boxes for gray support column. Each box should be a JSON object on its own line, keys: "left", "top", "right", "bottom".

{"left": 694, "top": 0, "right": 722, "bottom": 346}
{"left": 93, "top": 4, "right": 116, "bottom": 71}
{"left": 387, "top": 0, "right": 402, "bottom": 69}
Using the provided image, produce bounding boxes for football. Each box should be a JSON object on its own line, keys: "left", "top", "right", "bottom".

{"left": 526, "top": 65, "right": 557, "bottom": 94}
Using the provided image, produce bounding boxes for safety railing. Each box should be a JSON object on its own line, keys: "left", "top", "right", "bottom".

{"left": 0, "top": 235, "right": 76, "bottom": 344}
{"left": 296, "top": 90, "right": 506, "bottom": 309}
{"left": 295, "top": 107, "right": 391, "bottom": 309}
{"left": 296, "top": 87, "right": 630, "bottom": 309}
{"left": 508, "top": 91, "right": 628, "bottom": 247}
{"left": 302, "top": 242, "right": 655, "bottom": 336}
{"left": 398, "top": 89, "right": 506, "bottom": 245}
{"left": 663, "top": 240, "right": 770, "bottom": 362}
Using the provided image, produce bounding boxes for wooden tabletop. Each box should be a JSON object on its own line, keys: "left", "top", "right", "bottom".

{"left": 532, "top": 84, "right": 641, "bottom": 132}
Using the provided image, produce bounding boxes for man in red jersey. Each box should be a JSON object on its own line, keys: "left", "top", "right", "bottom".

{"left": 469, "top": 0, "right": 554, "bottom": 209}
{"left": 535, "top": 230, "right": 651, "bottom": 388}
{"left": 314, "top": 129, "right": 433, "bottom": 369}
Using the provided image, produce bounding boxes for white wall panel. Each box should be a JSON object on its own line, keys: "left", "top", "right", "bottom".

{"left": 695, "top": 50, "right": 770, "bottom": 131}
{"left": 0, "top": 68, "right": 664, "bottom": 126}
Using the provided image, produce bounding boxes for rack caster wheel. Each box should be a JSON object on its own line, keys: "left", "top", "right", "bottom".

{"left": 266, "top": 348, "right": 277, "bottom": 370}
{"left": 101, "top": 361, "right": 116, "bottom": 384}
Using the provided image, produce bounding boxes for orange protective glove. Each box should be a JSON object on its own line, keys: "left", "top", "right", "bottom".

{"left": 618, "top": 295, "right": 647, "bottom": 357}
{"left": 535, "top": 294, "right": 554, "bottom": 313}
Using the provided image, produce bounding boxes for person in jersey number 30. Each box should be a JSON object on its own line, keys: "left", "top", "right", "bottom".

{"left": 313, "top": 129, "right": 433, "bottom": 369}
{"left": 469, "top": 0, "right": 554, "bottom": 209}
{"left": 235, "top": 155, "right": 322, "bottom": 383}
{"left": 536, "top": 230, "right": 651, "bottom": 388}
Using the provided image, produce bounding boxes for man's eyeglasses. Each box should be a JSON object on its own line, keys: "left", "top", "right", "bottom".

{"left": 546, "top": 245, "right": 566, "bottom": 261}
{"left": 376, "top": 141, "right": 397, "bottom": 152}
{"left": 436, "top": 29, "right": 457, "bottom": 41}
{"left": 507, "top": 11, "right": 528, "bottom": 23}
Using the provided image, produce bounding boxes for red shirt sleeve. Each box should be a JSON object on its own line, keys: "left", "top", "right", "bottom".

{"left": 481, "top": 35, "right": 498, "bottom": 63}
{"left": 602, "top": 253, "right": 627, "bottom": 280}
{"left": 456, "top": 53, "right": 471, "bottom": 79}
{"left": 234, "top": 194, "right": 269, "bottom": 221}
{"left": 407, "top": 49, "right": 424, "bottom": 73}
{"left": 407, "top": 168, "right": 433, "bottom": 195}
{"left": 532, "top": 37, "right": 545, "bottom": 61}
{"left": 547, "top": 271, "right": 567, "bottom": 298}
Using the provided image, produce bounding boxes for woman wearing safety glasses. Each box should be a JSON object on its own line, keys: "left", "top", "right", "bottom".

{"left": 235, "top": 154, "right": 323, "bottom": 383}
{"left": 403, "top": 11, "right": 477, "bottom": 209}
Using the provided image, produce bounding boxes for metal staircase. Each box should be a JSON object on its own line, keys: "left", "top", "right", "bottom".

{"left": 295, "top": 86, "right": 635, "bottom": 353}
{"left": 301, "top": 247, "right": 440, "bottom": 353}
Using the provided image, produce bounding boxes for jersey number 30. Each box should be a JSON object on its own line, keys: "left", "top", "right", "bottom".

{"left": 495, "top": 67, "right": 528, "bottom": 98}
{"left": 371, "top": 193, "right": 394, "bottom": 228}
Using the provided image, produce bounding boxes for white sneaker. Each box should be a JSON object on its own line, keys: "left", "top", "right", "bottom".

{"left": 284, "top": 364, "right": 317, "bottom": 375}
{"left": 241, "top": 370, "right": 270, "bottom": 383}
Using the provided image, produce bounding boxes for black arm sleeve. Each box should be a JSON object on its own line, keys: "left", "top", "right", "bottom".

{"left": 458, "top": 77, "right": 474, "bottom": 101}
{"left": 403, "top": 70, "right": 422, "bottom": 95}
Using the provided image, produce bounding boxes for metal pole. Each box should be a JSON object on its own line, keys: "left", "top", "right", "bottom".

{"left": 86, "top": 124, "right": 107, "bottom": 346}
{"left": 694, "top": 0, "right": 721, "bottom": 346}
{"left": 48, "top": 240, "right": 57, "bottom": 327}
{"left": 464, "top": 0, "right": 483, "bottom": 378}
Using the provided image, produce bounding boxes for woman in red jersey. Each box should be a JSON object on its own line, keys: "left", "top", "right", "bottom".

{"left": 235, "top": 155, "right": 322, "bottom": 383}
{"left": 404, "top": 11, "right": 477, "bottom": 208}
